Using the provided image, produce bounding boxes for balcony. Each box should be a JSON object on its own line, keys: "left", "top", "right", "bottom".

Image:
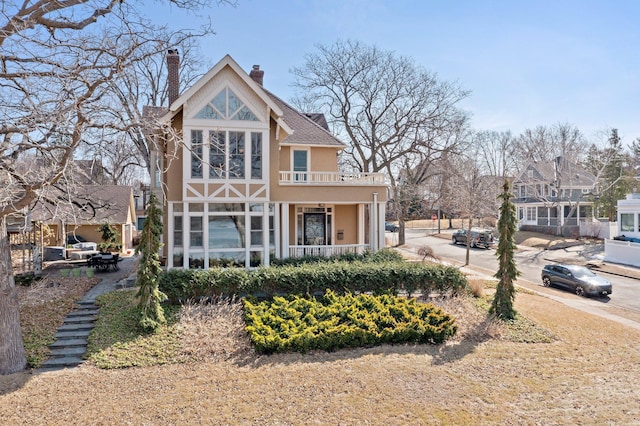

{"left": 279, "top": 171, "right": 385, "bottom": 186}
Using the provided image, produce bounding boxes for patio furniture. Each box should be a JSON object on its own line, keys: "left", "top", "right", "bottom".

{"left": 87, "top": 253, "right": 120, "bottom": 272}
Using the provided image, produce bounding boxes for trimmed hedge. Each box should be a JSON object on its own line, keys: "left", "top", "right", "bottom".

{"left": 243, "top": 290, "right": 458, "bottom": 354}
{"left": 269, "top": 248, "right": 404, "bottom": 266}
{"left": 158, "top": 260, "right": 468, "bottom": 304}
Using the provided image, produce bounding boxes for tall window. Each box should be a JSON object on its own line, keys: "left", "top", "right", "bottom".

{"left": 526, "top": 207, "right": 536, "bottom": 221}
{"left": 190, "top": 217, "right": 203, "bottom": 247}
{"left": 228, "top": 131, "right": 245, "bottom": 179}
{"left": 293, "top": 150, "right": 307, "bottom": 181}
{"left": 191, "top": 130, "right": 203, "bottom": 178}
{"left": 209, "top": 131, "right": 226, "bottom": 178}
{"left": 251, "top": 132, "right": 262, "bottom": 179}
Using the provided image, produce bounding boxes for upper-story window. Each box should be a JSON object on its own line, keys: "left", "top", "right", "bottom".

{"left": 293, "top": 149, "right": 308, "bottom": 181}
{"left": 191, "top": 130, "right": 204, "bottom": 178}
{"left": 194, "top": 87, "right": 259, "bottom": 121}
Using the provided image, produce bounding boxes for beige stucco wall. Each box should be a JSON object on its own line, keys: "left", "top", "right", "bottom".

{"left": 166, "top": 113, "right": 184, "bottom": 203}
{"left": 334, "top": 204, "right": 357, "bottom": 245}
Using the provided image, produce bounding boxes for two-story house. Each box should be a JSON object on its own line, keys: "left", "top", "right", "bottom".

{"left": 512, "top": 156, "right": 596, "bottom": 236}
{"left": 152, "top": 52, "right": 387, "bottom": 269}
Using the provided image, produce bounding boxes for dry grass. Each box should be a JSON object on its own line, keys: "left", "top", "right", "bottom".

{"left": 2, "top": 285, "right": 639, "bottom": 424}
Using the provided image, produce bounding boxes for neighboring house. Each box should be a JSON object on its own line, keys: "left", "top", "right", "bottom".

{"left": 512, "top": 157, "right": 597, "bottom": 236}
{"left": 31, "top": 185, "right": 137, "bottom": 253}
{"left": 152, "top": 52, "right": 387, "bottom": 269}
{"left": 604, "top": 190, "right": 640, "bottom": 267}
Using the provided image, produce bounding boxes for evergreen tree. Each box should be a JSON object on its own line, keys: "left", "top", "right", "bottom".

{"left": 135, "top": 192, "right": 167, "bottom": 331}
{"left": 490, "top": 181, "right": 519, "bottom": 320}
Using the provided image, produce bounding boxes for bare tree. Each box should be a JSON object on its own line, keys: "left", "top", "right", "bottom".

{"left": 291, "top": 39, "right": 470, "bottom": 245}
{"left": 470, "top": 130, "right": 517, "bottom": 178}
{"left": 512, "top": 123, "right": 588, "bottom": 172}
{"left": 445, "top": 155, "right": 499, "bottom": 265}
{"left": 0, "top": 0, "right": 226, "bottom": 375}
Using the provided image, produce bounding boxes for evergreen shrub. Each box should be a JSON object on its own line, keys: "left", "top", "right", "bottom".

{"left": 243, "top": 290, "right": 458, "bottom": 354}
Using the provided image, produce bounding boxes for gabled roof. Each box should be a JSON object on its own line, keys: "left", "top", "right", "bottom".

{"left": 31, "top": 185, "right": 135, "bottom": 225}
{"left": 162, "top": 54, "right": 344, "bottom": 148}
{"left": 513, "top": 158, "right": 596, "bottom": 188}
{"left": 164, "top": 54, "right": 288, "bottom": 130}
{"left": 264, "top": 89, "right": 345, "bottom": 148}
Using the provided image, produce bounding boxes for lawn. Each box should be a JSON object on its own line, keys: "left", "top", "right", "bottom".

{"left": 2, "top": 275, "right": 639, "bottom": 424}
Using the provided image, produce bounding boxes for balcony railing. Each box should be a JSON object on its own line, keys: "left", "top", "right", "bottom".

{"left": 279, "top": 171, "right": 385, "bottom": 185}
{"left": 288, "top": 244, "right": 370, "bottom": 258}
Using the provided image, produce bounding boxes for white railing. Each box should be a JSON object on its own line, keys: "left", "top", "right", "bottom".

{"left": 288, "top": 244, "right": 370, "bottom": 258}
{"left": 279, "top": 171, "right": 385, "bottom": 185}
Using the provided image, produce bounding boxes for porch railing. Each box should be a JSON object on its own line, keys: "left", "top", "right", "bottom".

{"left": 279, "top": 171, "right": 385, "bottom": 185}
{"left": 288, "top": 244, "right": 370, "bottom": 258}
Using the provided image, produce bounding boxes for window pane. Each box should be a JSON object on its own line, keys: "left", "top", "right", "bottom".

{"left": 191, "top": 130, "right": 203, "bottom": 178}
{"left": 190, "top": 217, "right": 203, "bottom": 247}
{"left": 195, "top": 104, "right": 222, "bottom": 119}
{"left": 251, "top": 132, "right": 262, "bottom": 179}
{"left": 188, "top": 203, "right": 204, "bottom": 212}
{"left": 229, "top": 131, "right": 245, "bottom": 179}
{"left": 251, "top": 216, "right": 263, "bottom": 247}
{"left": 174, "top": 216, "right": 183, "bottom": 247}
{"left": 293, "top": 150, "right": 307, "bottom": 181}
{"left": 209, "top": 203, "right": 245, "bottom": 212}
{"left": 621, "top": 213, "right": 634, "bottom": 232}
{"left": 227, "top": 89, "right": 243, "bottom": 117}
{"left": 212, "top": 90, "right": 226, "bottom": 116}
{"left": 232, "top": 106, "right": 258, "bottom": 121}
{"left": 209, "top": 216, "right": 245, "bottom": 248}
{"left": 209, "top": 130, "right": 226, "bottom": 178}
{"left": 209, "top": 251, "right": 245, "bottom": 268}
{"left": 173, "top": 250, "right": 184, "bottom": 268}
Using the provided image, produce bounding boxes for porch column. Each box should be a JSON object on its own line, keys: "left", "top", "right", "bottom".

{"left": 281, "top": 203, "right": 289, "bottom": 258}
{"left": 371, "top": 192, "right": 378, "bottom": 252}
{"left": 547, "top": 207, "right": 551, "bottom": 226}
{"left": 357, "top": 204, "right": 365, "bottom": 246}
{"left": 377, "top": 201, "right": 386, "bottom": 250}
{"left": 263, "top": 202, "right": 270, "bottom": 266}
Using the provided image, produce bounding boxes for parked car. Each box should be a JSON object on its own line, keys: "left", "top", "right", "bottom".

{"left": 385, "top": 222, "right": 399, "bottom": 232}
{"left": 451, "top": 229, "right": 494, "bottom": 249}
{"left": 541, "top": 264, "right": 612, "bottom": 297}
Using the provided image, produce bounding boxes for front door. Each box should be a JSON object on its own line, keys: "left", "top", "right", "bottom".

{"left": 304, "top": 213, "right": 326, "bottom": 245}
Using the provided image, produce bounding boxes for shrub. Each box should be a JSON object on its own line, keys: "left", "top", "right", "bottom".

{"left": 159, "top": 260, "right": 469, "bottom": 303}
{"left": 243, "top": 290, "right": 458, "bottom": 354}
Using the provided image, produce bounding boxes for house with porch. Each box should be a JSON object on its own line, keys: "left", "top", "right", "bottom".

{"left": 512, "top": 157, "right": 597, "bottom": 236}
{"left": 152, "top": 52, "right": 387, "bottom": 269}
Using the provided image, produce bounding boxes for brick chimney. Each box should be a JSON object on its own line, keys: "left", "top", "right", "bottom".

{"left": 249, "top": 65, "right": 264, "bottom": 86}
{"left": 167, "top": 49, "right": 180, "bottom": 105}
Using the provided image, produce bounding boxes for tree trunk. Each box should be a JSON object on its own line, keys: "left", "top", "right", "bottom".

{"left": 398, "top": 219, "right": 406, "bottom": 246}
{"left": 0, "top": 217, "right": 27, "bottom": 375}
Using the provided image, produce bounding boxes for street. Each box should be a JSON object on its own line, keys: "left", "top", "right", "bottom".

{"left": 393, "top": 229, "right": 640, "bottom": 316}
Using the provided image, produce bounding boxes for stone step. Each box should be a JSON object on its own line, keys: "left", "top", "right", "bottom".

{"left": 67, "top": 309, "right": 99, "bottom": 317}
{"left": 76, "top": 302, "right": 98, "bottom": 309}
{"left": 40, "top": 356, "right": 84, "bottom": 369}
{"left": 54, "top": 329, "right": 92, "bottom": 339}
{"left": 49, "top": 347, "right": 87, "bottom": 358}
{"left": 58, "top": 323, "right": 94, "bottom": 332}
{"left": 49, "top": 338, "right": 87, "bottom": 348}
{"left": 63, "top": 315, "right": 97, "bottom": 324}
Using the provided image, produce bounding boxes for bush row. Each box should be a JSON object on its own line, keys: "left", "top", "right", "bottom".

{"left": 243, "top": 290, "right": 458, "bottom": 354}
{"left": 269, "top": 248, "right": 404, "bottom": 266}
{"left": 158, "top": 260, "right": 469, "bottom": 304}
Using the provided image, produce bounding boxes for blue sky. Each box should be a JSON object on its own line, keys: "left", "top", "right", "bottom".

{"left": 149, "top": 0, "right": 640, "bottom": 146}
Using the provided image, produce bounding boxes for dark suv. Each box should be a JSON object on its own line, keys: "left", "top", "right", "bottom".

{"left": 451, "top": 229, "right": 495, "bottom": 249}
